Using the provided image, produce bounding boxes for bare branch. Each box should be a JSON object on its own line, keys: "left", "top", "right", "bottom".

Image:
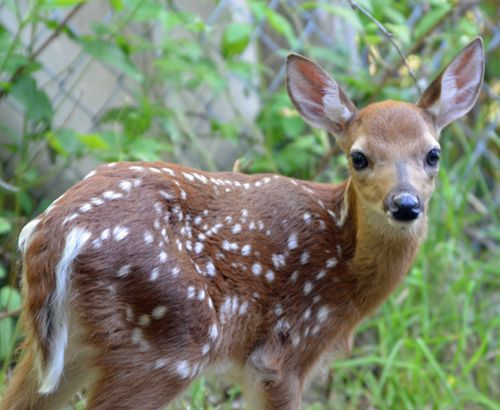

{"left": 0, "top": 177, "right": 19, "bottom": 192}
{"left": 346, "top": 0, "right": 422, "bottom": 96}
{"left": 0, "top": 3, "right": 85, "bottom": 99}
{"left": 0, "top": 309, "right": 20, "bottom": 320}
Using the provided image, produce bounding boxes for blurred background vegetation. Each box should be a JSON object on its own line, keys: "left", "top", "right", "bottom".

{"left": 0, "top": 0, "right": 498, "bottom": 408}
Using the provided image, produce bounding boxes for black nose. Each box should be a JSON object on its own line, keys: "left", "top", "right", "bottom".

{"left": 391, "top": 192, "right": 421, "bottom": 221}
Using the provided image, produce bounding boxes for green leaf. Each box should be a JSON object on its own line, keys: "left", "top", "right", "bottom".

{"left": 128, "top": 138, "right": 171, "bottom": 161}
{"left": 0, "top": 216, "right": 11, "bottom": 235}
{"left": 47, "top": 129, "right": 83, "bottom": 156}
{"left": 108, "top": 0, "right": 123, "bottom": 10}
{"left": 265, "top": 9, "right": 297, "bottom": 47}
{"left": 78, "top": 133, "right": 110, "bottom": 150}
{"left": 78, "top": 36, "right": 143, "bottom": 82}
{"left": 222, "top": 23, "right": 252, "bottom": 58}
{"left": 414, "top": 4, "right": 451, "bottom": 39}
{"left": 281, "top": 114, "right": 306, "bottom": 139}
{"left": 41, "top": 0, "right": 86, "bottom": 7}
{"left": 10, "top": 76, "right": 53, "bottom": 122}
{"left": 0, "top": 286, "right": 21, "bottom": 311}
{"left": 313, "top": 4, "right": 363, "bottom": 31}
{"left": 0, "top": 264, "right": 6, "bottom": 279}
{"left": 0, "top": 286, "right": 21, "bottom": 361}
{"left": 386, "top": 23, "right": 410, "bottom": 45}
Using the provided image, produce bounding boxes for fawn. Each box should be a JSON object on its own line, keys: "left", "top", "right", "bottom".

{"left": 1, "top": 38, "right": 484, "bottom": 409}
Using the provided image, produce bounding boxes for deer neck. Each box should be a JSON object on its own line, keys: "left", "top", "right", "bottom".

{"left": 344, "top": 179, "right": 427, "bottom": 316}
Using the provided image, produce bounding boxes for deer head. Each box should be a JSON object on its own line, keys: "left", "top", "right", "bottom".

{"left": 286, "top": 38, "right": 484, "bottom": 234}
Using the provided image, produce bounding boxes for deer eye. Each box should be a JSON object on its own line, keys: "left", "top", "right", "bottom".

{"left": 350, "top": 151, "right": 369, "bottom": 170}
{"left": 426, "top": 148, "right": 440, "bottom": 167}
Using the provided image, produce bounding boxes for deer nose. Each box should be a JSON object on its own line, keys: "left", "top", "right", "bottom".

{"left": 390, "top": 192, "right": 421, "bottom": 221}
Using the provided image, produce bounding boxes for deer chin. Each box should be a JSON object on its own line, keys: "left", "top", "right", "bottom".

{"left": 384, "top": 210, "right": 428, "bottom": 239}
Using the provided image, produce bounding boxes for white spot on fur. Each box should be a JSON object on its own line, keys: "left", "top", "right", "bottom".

{"left": 206, "top": 261, "right": 216, "bottom": 277}
{"left": 194, "top": 242, "right": 204, "bottom": 254}
{"left": 154, "top": 358, "right": 168, "bottom": 369}
{"left": 101, "top": 228, "right": 110, "bottom": 240}
{"left": 119, "top": 180, "right": 133, "bottom": 192}
{"left": 316, "top": 270, "right": 326, "bottom": 280}
{"left": 176, "top": 360, "right": 191, "bottom": 379}
{"left": 160, "top": 190, "right": 174, "bottom": 200}
{"left": 113, "top": 226, "right": 129, "bottom": 241}
{"left": 300, "top": 251, "right": 310, "bottom": 265}
{"left": 159, "top": 251, "right": 168, "bottom": 263}
{"left": 152, "top": 305, "right": 167, "bottom": 319}
{"left": 252, "top": 263, "right": 262, "bottom": 276}
{"left": 162, "top": 167, "right": 175, "bottom": 176}
{"left": 138, "top": 314, "right": 150, "bottom": 327}
{"left": 239, "top": 300, "right": 249, "bottom": 316}
{"left": 241, "top": 244, "right": 251, "bottom": 256}
{"left": 182, "top": 172, "right": 195, "bottom": 182}
{"left": 290, "top": 270, "right": 299, "bottom": 283}
{"left": 198, "top": 289, "right": 206, "bottom": 301}
{"left": 272, "top": 253, "right": 286, "bottom": 269}
{"left": 150, "top": 267, "right": 160, "bottom": 281}
{"left": 317, "top": 306, "right": 329, "bottom": 322}
{"left": 103, "top": 191, "right": 123, "bottom": 200}
{"left": 326, "top": 257, "right": 338, "bottom": 268}
{"left": 117, "top": 265, "right": 131, "bottom": 277}
{"left": 304, "top": 281, "right": 313, "bottom": 295}
{"left": 63, "top": 213, "right": 78, "bottom": 225}
{"left": 79, "top": 203, "right": 92, "bottom": 213}
{"left": 232, "top": 224, "right": 242, "bottom": 234}
{"left": 265, "top": 270, "right": 275, "bottom": 282}
{"left": 303, "top": 212, "right": 312, "bottom": 224}
{"left": 90, "top": 197, "right": 104, "bottom": 206}
{"left": 222, "top": 240, "right": 238, "bottom": 251}
{"left": 288, "top": 233, "right": 298, "bottom": 250}
{"left": 209, "top": 323, "right": 219, "bottom": 340}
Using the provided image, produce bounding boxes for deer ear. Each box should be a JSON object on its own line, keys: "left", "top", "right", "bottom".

{"left": 286, "top": 54, "right": 357, "bottom": 139}
{"left": 417, "top": 38, "right": 484, "bottom": 132}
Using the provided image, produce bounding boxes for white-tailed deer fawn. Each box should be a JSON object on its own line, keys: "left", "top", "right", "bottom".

{"left": 1, "top": 38, "right": 484, "bottom": 410}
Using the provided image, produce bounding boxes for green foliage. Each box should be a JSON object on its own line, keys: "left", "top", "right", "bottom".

{"left": 0, "top": 0, "right": 498, "bottom": 408}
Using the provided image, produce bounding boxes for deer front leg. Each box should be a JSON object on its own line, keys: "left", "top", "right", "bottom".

{"left": 241, "top": 371, "right": 302, "bottom": 410}
{"left": 244, "top": 345, "right": 303, "bottom": 410}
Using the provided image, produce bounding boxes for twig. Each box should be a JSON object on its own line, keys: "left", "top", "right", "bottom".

{"left": 0, "top": 177, "right": 19, "bottom": 192}
{"left": 0, "top": 309, "right": 21, "bottom": 320}
{"left": 369, "top": 0, "right": 481, "bottom": 100}
{"left": 313, "top": 146, "right": 342, "bottom": 179}
{"left": 346, "top": 0, "right": 422, "bottom": 96}
{"left": 0, "top": 3, "right": 85, "bottom": 99}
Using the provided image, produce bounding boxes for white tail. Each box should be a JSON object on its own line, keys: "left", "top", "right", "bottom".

{"left": 1, "top": 38, "right": 484, "bottom": 410}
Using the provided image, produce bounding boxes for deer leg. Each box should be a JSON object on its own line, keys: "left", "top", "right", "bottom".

{"left": 243, "top": 374, "right": 302, "bottom": 410}
{"left": 85, "top": 357, "right": 193, "bottom": 410}
{"left": 261, "top": 375, "right": 302, "bottom": 410}
{"left": 0, "top": 349, "right": 92, "bottom": 410}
